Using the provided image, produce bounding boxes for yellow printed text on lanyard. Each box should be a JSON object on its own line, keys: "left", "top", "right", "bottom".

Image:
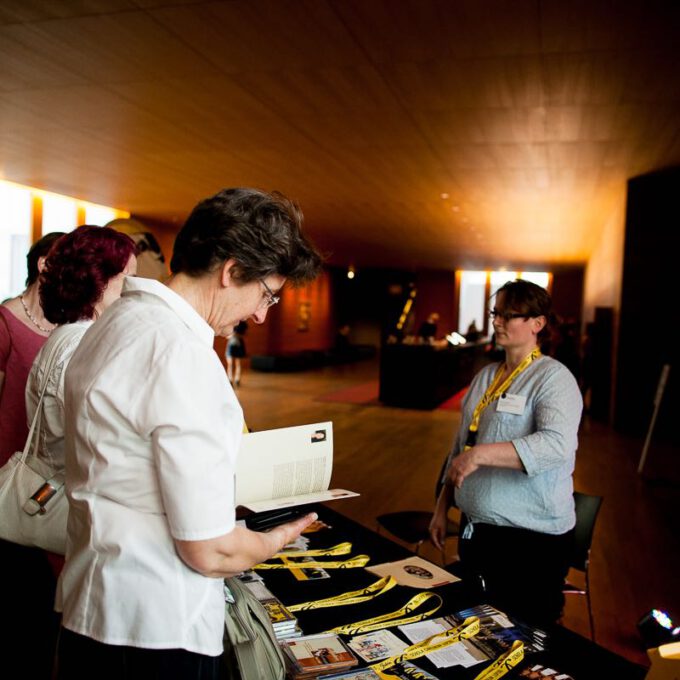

{"left": 464, "top": 347, "right": 540, "bottom": 450}
{"left": 472, "top": 640, "right": 524, "bottom": 680}
{"left": 287, "top": 576, "right": 397, "bottom": 612}
{"left": 324, "top": 592, "right": 443, "bottom": 635}
{"left": 253, "top": 554, "right": 370, "bottom": 570}
{"left": 370, "top": 616, "right": 480, "bottom": 676}
{"left": 274, "top": 542, "right": 353, "bottom": 558}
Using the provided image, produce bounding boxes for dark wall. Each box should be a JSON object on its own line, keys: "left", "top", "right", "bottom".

{"left": 551, "top": 268, "right": 584, "bottom": 324}
{"left": 614, "top": 168, "right": 678, "bottom": 442}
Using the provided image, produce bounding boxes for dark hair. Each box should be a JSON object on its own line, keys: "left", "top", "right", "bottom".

{"left": 494, "top": 279, "right": 554, "bottom": 341}
{"left": 40, "top": 225, "right": 136, "bottom": 324}
{"left": 170, "top": 188, "right": 322, "bottom": 285}
{"left": 25, "top": 232, "right": 65, "bottom": 286}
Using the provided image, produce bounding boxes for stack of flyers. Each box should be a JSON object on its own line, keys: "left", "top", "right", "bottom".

{"left": 282, "top": 633, "right": 359, "bottom": 679}
{"left": 450, "top": 603, "right": 547, "bottom": 654}
{"left": 399, "top": 603, "right": 546, "bottom": 671}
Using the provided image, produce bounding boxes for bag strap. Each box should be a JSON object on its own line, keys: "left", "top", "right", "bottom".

{"left": 21, "top": 328, "right": 75, "bottom": 465}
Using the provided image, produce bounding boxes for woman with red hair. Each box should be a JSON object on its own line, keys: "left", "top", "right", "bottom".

{"left": 12, "top": 225, "right": 136, "bottom": 678}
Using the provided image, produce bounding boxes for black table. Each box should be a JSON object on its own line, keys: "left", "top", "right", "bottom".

{"left": 257, "top": 505, "right": 646, "bottom": 679}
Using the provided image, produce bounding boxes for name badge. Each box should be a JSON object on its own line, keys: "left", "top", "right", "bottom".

{"left": 496, "top": 393, "right": 526, "bottom": 415}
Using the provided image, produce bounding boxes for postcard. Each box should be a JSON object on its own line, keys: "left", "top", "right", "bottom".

{"left": 366, "top": 556, "right": 459, "bottom": 589}
{"left": 348, "top": 630, "right": 409, "bottom": 663}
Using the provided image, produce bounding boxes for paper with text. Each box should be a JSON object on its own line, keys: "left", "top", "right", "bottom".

{"left": 236, "top": 422, "right": 357, "bottom": 511}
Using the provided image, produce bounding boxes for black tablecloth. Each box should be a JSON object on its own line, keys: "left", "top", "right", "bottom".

{"left": 256, "top": 505, "right": 646, "bottom": 679}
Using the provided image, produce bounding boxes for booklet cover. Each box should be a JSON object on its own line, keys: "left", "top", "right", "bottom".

{"left": 366, "top": 556, "right": 460, "bottom": 589}
{"left": 235, "top": 422, "right": 359, "bottom": 512}
{"left": 283, "top": 633, "right": 359, "bottom": 678}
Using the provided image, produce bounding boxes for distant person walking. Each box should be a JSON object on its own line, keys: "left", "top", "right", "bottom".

{"left": 226, "top": 320, "right": 248, "bottom": 387}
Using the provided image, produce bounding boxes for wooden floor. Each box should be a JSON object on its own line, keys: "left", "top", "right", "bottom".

{"left": 235, "top": 358, "right": 679, "bottom": 668}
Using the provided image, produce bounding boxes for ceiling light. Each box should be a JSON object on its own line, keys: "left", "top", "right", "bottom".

{"left": 440, "top": 193, "right": 449, "bottom": 200}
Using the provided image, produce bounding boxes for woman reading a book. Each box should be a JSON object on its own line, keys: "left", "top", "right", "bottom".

{"left": 56, "top": 189, "right": 322, "bottom": 680}
{"left": 429, "top": 280, "right": 582, "bottom": 626}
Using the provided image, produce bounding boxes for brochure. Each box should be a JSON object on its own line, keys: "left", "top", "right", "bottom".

{"left": 366, "top": 556, "right": 460, "bottom": 589}
{"left": 235, "top": 421, "right": 359, "bottom": 512}
{"left": 282, "top": 633, "right": 358, "bottom": 679}
{"left": 347, "top": 630, "right": 409, "bottom": 663}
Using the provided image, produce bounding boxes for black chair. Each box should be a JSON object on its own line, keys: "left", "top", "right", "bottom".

{"left": 376, "top": 457, "right": 459, "bottom": 564}
{"left": 563, "top": 491, "right": 603, "bottom": 641}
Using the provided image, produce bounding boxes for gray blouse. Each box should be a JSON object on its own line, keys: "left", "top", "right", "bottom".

{"left": 449, "top": 354, "right": 583, "bottom": 535}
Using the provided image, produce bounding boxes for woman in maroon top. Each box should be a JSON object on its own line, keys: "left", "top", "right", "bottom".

{"left": 0, "top": 231, "right": 64, "bottom": 680}
{"left": 0, "top": 232, "right": 64, "bottom": 465}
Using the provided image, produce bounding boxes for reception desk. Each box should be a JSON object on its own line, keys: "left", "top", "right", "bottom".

{"left": 379, "top": 341, "right": 489, "bottom": 409}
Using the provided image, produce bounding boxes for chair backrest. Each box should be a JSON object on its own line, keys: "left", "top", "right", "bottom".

{"left": 571, "top": 491, "right": 603, "bottom": 572}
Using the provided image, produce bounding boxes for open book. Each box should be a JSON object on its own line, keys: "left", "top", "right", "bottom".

{"left": 235, "top": 421, "right": 358, "bottom": 513}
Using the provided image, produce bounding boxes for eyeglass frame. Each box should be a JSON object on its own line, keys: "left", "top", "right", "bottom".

{"left": 488, "top": 308, "right": 530, "bottom": 322}
{"left": 259, "top": 278, "right": 281, "bottom": 308}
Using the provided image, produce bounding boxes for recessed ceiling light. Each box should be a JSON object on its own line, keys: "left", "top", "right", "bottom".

{"left": 452, "top": 205, "right": 460, "bottom": 212}
{"left": 440, "top": 193, "right": 449, "bottom": 200}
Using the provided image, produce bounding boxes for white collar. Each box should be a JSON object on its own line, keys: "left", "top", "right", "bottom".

{"left": 121, "top": 277, "right": 215, "bottom": 347}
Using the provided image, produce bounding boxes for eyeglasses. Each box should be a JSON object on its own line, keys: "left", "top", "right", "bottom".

{"left": 259, "top": 279, "right": 280, "bottom": 308}
{"left": 489, "top": 309, "right": 528, "bottom": 322}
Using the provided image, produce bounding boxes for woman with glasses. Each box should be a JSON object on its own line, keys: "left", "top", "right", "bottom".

{"left": 429, "top": 279, "right": 582, "bottom": 627}
{"left": 56, "top": 189, "right": 322, "bottom": 680}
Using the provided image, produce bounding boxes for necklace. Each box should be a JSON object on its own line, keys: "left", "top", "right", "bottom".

{"left": 19, "top": 294, "right": 54, "bottom": 334}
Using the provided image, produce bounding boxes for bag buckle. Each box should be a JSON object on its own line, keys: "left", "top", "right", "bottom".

{"left": 22, "top": 473, "right": 64, "bottom": 516}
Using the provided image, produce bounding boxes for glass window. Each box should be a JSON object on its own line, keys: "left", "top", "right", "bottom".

{"left": 0, "top": 182, "right": 32, "bottom": 301}
{"left": 519, "top": 271, "right": 550, "bottom": 289}
{"left": 458, "top": 270, "right": 487, "bottom": 335}
{"left": 42, "top": 194, "right": 77, "bottom": 234}
{"left": 489, "top": 271, "right": 519, "bottom": 298}
{"left": 84, "top": 204, "right": 118, "bottom": 226}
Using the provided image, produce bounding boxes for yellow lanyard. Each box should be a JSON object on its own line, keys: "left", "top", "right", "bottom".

{"left": 287, "top": 576, "right": 398, "bottom": 612}
{"left": 370, "top": 616, "right": 480, "bottom": 676}
{"left": 253, "top": 554, "right": 370, "bottom": 570}
{"left": 274, "top": 542, "right": 352, "bottom": 558}
{"left": 464, "top": 347, "right": 540, "bottom": 450}
{"left": 472, "top": 640, "right": 525, "bottom": 680}
{"left": 324, "top": 592, "right": 443, "bottom": 635}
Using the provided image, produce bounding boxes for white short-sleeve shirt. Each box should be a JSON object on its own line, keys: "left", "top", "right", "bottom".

{"left": 58, "top": 277, "right": 242, "bottom": 656}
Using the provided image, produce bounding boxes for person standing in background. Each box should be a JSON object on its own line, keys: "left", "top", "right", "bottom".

{"left": 0, "top": 232, "right": 64, "bottom": 465}
{"left": 226, "top": 320, "right": 248, "bottom": 387}
{"left": 0, "top": 231, "right": 65, "bottom": 679}
{"left": 430, "top": 280, "right": 582, "bottom": 627}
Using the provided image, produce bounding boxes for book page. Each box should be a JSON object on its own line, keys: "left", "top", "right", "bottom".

{"left": 235, "top": 422, "right": 333, "bottom": 507}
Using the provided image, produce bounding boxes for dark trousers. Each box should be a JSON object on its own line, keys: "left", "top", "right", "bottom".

{"left": 0, "top": 538, "right": 60, "bottom": 679}
{"left": 458, "top": 519, "right": 574, "bottom": 628}
{"left": 57, "top": 628, "right": 223, "bottom": 680}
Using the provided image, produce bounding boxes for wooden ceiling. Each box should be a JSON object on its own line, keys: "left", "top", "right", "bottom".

{"left": 1, "top": 0, "right": 680, "bottom": 270}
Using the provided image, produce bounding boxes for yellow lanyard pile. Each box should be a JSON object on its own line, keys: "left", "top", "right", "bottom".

{"left": 287, "top": 576, "right": 397, "bottom": 612}
{"left": 464, "top": 347, "right": 540, "bottom": 450}
{"left": 325, "top": 592, "right": 443, "bottom": 635}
